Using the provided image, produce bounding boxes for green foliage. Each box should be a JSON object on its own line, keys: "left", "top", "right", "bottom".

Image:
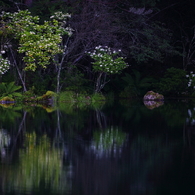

{"left": 58, "top": 91, "right": 105, "bottom": 110}
{"left": 0, "top": 104, "right": 22, "bottom": 124}
{"left": 120, "top": 100, "right": 151, "bottom": 123}
{"left": 58, "top": 91, "right": 76, "bottom": 102}
{"left": 155, "top": 67, "right": 188, "bottom": 96}
{"left": 61, "top": 65, "right": 89, "bottom": 93}
{"left": 29, "top": 0, "right": 69, "bottom": 22}
{"left": 58, "top": 102, "right": 75, "bottom": 114}
{"left": 91, "top": 93, "right": 106, "bottom": 102}
{"left": 28, "top": 72, "right": 56, "bottom": 95}
{"left": 87, "top": 45, "right": 129, "bottom": 74}
{"left": 20, "top": 88, "right": 37, "bottom": 102}
{"left": 90, "top": 93, "right": 106, "bottom": 109}
{"left": 87, "top": 45, "right": 129, "bottom": 93}
{"left": 37, "top": 90, "right": 56, "bottom": 101}
{"left": 158, "top": 102, "right": 187, "bottom": 127}
{"left": 0, "top": 82, "right": 22, "bottom": 98}
{"left": 129, "top": 23, "right": 177, "bottom": 63}
{"left": 120, "top": 70, "right": 155, "bottom": 97}
{"left": 1, "top": 10, "right": 72, "bottom": 71}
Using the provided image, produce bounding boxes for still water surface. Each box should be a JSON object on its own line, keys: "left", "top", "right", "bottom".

{"left": 0, "top": 100, "right": 194, "bottom": 195}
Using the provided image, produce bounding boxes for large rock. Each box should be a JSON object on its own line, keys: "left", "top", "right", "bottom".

{"left": 143, "top": 91, "right": 164, "bottom": 109}
{"left": 143, "top": 91, "right": 164, "bottom": 101}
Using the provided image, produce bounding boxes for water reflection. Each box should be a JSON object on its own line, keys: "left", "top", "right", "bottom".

{"left": 92, "top": 127, "right": 127, "bottom": 158}
{"left": 0, "top": 100, "right": 193, "bottom": 194}
{"left": 0, "top": 132, "right": 72, "bottom": 194}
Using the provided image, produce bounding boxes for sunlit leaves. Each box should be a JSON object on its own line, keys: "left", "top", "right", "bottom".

{"left": 1, "top": 10, "right": 73, "bottom": 71}
{"left": 0, "top": 82, "right": 22, "bottom": 98}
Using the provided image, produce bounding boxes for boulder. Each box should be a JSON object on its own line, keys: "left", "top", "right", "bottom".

{"left": 143, "top": 91, "right": 164, "bottom": 101}
{"left": 143, "top": 91, "right": 164, "bottom": 109}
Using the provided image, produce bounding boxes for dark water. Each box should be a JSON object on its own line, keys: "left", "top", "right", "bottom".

{"left": 0, "top": 99, "right": 194, "bottom": 195}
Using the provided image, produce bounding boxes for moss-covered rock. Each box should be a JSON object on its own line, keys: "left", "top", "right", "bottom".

{"left": 37, "top": 91, "right": 56, "bottom": 101}
{"left": 0, "top": 96, "right": 14, "bottom": 103}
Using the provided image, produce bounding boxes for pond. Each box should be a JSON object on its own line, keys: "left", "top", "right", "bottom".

{"left": 0, "top": 99, "right": 195, "bottom": 195}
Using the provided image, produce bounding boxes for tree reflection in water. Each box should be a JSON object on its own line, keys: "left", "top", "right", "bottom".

{"left": 92, "top": 127, "right": 127, "bottom": 158}
{"left": 0, "top": 131, "right": 72, "bottom": 194}
{"left": 0, "top": 101, "right": 192, "bottom": 195}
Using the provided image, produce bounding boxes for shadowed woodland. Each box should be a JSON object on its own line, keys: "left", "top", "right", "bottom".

{"left": 0, "top": 0, "right": 195, "bottom": 100}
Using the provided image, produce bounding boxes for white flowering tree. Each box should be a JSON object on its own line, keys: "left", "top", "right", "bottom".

{"left": 87, "top": 45, "right": 129, "bottom": 93}
{"left": 0, "top": 54, "right": 10, "bottom": 75}
{"left": 186, "top": 71, "right": 195, "bottom": 94}
{"left": 0, "top": 10, "right": 73, "bottom": 92}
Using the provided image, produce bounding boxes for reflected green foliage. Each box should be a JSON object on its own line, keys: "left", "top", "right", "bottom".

{"left": 57, "top": 105, "right": 92, "bottom": 134}
{"left": 58, "top": 91, "right": 105, "bottom": 111}
{"left": 6, "top": 132, "right": 70, "bottom": 193}
{"left": 93, "top": 127, "right": 126, "bottom": 151}
{"left": 0, "top": 105, "right": 22, "bottom": 124}
{"left": 40, "top": 104, "right": 56, "bottom": 113}
{"left": 158, "top": 102, "right": 187, "bottom": 127}
{"left": 120, "top": 100, "right": 152, "bottom": 123}
{"left": 0, "top": 98, "right": 192, "bottom": 195}
{"left": 0, "top": 129, "right": 10, "bottom": 149}
{"left": 127, "top": 135, "right": 178, "bottom": 193}
{"left": 90, "top": 93, "right": 106, "bottom": 109}
{"left": 58, "top": 101, "right": 75, "bottom": 114}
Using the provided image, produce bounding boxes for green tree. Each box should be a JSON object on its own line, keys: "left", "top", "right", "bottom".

{"left": 156, "top": 67, "right": 188, "bottom": 96}
{"left": 0, "top": 10, "right": 73, "bottom": 92}
{"left": 87, "top": 45, "right": 129, "bottom": 93}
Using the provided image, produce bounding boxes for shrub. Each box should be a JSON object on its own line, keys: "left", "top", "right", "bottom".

{"left": 155, "top": 67, "right": 188, "bottom": 96}
{"left": 0, "top": 82, "right": 22, "bottom": 99}
{"left": 91, "top": 93, "right": 106, "bottom": 102}
{"left": 58, "top": 91, "right": 76, "bottom": 102}
{"left": 120, "top": 70, "right": 155, "bottom": 98}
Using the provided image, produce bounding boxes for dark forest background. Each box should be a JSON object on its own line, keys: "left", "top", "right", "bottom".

{"left": 0, "top": 0, "right": 195, "bottom": 99}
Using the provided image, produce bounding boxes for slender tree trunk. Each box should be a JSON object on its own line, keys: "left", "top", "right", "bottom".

{"left": 56, "top": 64, "right": 61, "bottom": 94}
{"left": 95, "top": 72, "right": 103, "bottom": 93}
{"left": 56, "top": 38, "right": 70, "bottom": 94}
{"left": 10, "top": 48, "right": 27, "bottom": 91}
{"left": 95, "top": 72, "right": 109, "bottom": 93}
